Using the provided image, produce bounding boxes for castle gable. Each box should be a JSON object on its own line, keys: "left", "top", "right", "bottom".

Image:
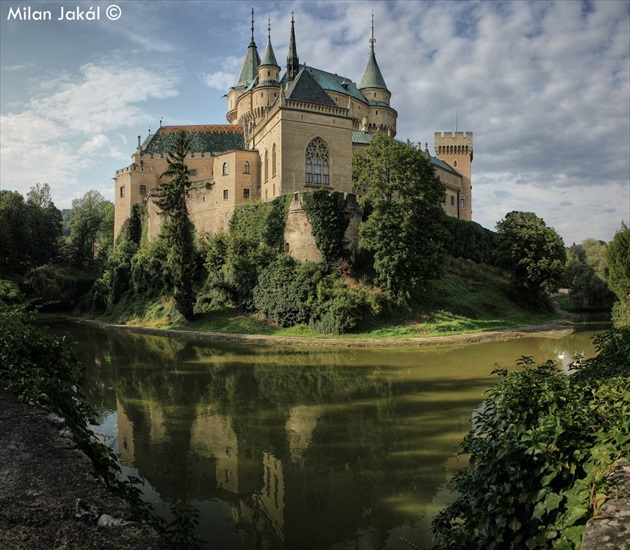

{"left": 142, "top": 125, "right": 245, "bottom": 155}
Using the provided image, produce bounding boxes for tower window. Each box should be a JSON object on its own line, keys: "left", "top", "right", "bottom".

{"left": 243, "top": 188, "right": 250, "bottom": 199}
{"left": 244, "top": 161, "right": 251, "bottom": 174}
{"left": 272, "top": 144, "right": 277, "bottom": 177}
{"left": 305, "top": 137, "right": 330, "bottom": 185}
{"left": 460, "top": 197, "right": 465, "bottom": 209}
{"left": 222, "top": 162, "right": 229, "bottom": 175}
{"left": 139, "top": 185, "right": 147, "bottom": 196}
{"left": 119, "top": 186, "right": 125, "bottom": 198}
{"left": 453, "top": 160, "right": 458, "bottom": 168}
{"left": 451, "top": 196, "right": 455, "bottom": 206}
{"left": 190, "top": 169, "right": 197, "bottom": 176}
{"left": 223, "top": 189, "right": 229, "bottom": 200}
{"left": 264, "top": 150, "right": 269, "bottom": 182}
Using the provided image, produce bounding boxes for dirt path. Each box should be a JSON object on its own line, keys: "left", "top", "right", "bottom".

{"left": 69, "top": 316, "right": 576, "bottom": 348}
{"left": 0, "top": 386, "right": 168, "bottom": 549}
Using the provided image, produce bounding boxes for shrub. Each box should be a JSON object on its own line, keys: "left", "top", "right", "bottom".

{"left": 432, "top": 327, "right": 630, "bottom": 549}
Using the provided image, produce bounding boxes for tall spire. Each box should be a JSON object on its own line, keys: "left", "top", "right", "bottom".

{"left": 286, "top": 12, "right": 300, "bottom": 81}
{"left": 358, "top": 11, "right": 388, "bottom": 91}
{"left": 260, "top": 16, "right": 279, "bottom": 68}
{"left": 233, "top": 7, "right": 261, "bottom": 89}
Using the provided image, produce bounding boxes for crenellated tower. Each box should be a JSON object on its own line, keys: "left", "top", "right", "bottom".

{"left": 434, "top": 132, "right": 473, "bottom": 220}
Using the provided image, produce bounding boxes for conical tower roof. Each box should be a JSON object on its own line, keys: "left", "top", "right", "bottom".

{"left": 358, "top": 15, "right": 388, "bottom": 91}
{"left": 260, "top": 18, "right": 279, "bottom": 68}
{"left": 234, "top": 8, "right": 260, "bottom": 89}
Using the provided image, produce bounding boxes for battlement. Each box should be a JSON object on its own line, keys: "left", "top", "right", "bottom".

{"left": 434, "top": 131, "right": 473, "bottom": 158}
{"left": 434, "top": 131, "right": 473, "bottom": 146}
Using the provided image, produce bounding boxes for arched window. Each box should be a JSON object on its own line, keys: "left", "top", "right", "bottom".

{"left": 264, "top": 150, "right": 269, "bottom": 182}
{"left": 272, "top": 144, "right": 277, "bottom": 177}
{"left": 244, "top": 161, "right": 251, "bottom": 174}
{"left": 305, "top": 138, "right": 329, "bottom": 185}
{"left": 460, "top": 196, "right": 465, "bottom": 209}
{"left": 222, "top": 162, "right": 229, "bottom": 176}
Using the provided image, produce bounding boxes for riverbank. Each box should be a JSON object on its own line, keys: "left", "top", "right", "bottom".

{"left": 68, "top": 315, "right": 577, "bottom": 348}
{"left": 0, "top": 386, "right": 169, "bottom": 549}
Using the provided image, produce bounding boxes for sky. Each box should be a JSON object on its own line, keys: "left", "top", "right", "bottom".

{"left": 1, "top": 0, "right": 628, "bottom": 245}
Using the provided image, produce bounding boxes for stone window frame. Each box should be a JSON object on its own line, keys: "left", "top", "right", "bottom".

{"left": 305, "top": 137, "right": 330, "bottom": 185}
{"left": 222, "top": 162, "right": 229, "bottom": 176}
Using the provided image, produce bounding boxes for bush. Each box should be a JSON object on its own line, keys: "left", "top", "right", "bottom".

{"left": 432, "top": 327, "right": 630, "bottom": 549}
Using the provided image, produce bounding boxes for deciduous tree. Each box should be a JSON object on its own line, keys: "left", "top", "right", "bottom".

{"left": 353, "top": 133, "right": 446, "bottom": 300}
{"left": 495, "top": 211, "right": 566, "bottom": 309}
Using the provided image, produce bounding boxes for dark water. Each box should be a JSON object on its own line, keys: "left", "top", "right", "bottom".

{"left": 46, "top": 321, "right": 605, "bottom": 550}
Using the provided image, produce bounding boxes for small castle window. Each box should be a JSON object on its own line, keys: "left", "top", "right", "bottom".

{"left": 264, "top": 150, "right": 269, "bottom": 182}
{"left": 244, "top": 161, "right": 251, "bottom": 174}
{"left": 451, "top": 196, "right": 455, "bottom": 206}
{"left": 119, "top": 186, "right": 125, "bottom": 198}
{"left": 190, "top": 169, "right": 197, "bottom": 176}
{"left": 139, "top": 185, "right": 147, "bottom": 196}
{"left": 223, "top": 189, "right": 228, "bottom": 200}
{"left": 453, "top": 160, "right": 458, "bottom": 168}
{"left": 460, "top": 197, "right": 465, "bottom": 209}
{"left": 272, "top": 144, "right": 277, "bottom": 177}
{"left": 222, "top": 162, "right": 229, "bottom": 175}
{"left": 243, "top": 188, "right": 250, "bottom": 199}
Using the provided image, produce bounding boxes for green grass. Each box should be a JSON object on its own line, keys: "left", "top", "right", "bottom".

{"left": 113, "top": 257, "right": 561, "bottom": 340}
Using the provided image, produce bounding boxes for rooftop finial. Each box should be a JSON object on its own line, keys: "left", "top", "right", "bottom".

{"left": 250, "top": 7, "right": 255, "bottom": 45}
{"left": 370, "top": 10, "right": 376, "bottom": 52}
{"left": 268, "top": 15, "right": 271, "bottom": 39}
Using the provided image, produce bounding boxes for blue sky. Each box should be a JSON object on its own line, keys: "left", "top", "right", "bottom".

{"left": 1, "top": 0, "right": 628, "bottom": 244}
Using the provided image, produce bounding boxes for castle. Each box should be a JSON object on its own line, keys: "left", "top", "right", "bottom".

{"left": 113, "top": 10, "right": 473, "bottom": 258}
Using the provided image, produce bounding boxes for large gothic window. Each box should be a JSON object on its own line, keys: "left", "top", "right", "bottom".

{"left": 305, "top": 138, "right": 329, "bottom": 185}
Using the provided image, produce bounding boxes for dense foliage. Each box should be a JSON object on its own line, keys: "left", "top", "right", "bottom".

{"left": 301, "top": 190, "right": 350, "bottom": 266}
{"left": 67, "top": 189, "right": 113, "bottom": 266}
{"left": 353, "top": 133, "right": 447, "bottom": 300}
{"left": 432, "top": 327, "right": 630, "bottom": 549}
{"left": 606, "top": 224, "right": 630, "bottom": 327}
{"left": 155, "top": 130, "right": 197, "bottom": 319}
{"left": 496, "top": 211, "right": 566, "bottom": 309}
{"left": 442, "top": 216, "right": 497, "bottom": 264}
{"left": 563, "top": 239, "right": 615, "bottom": 310}
{"left": 0, "top": 184, "right": 63, "bottom": 272}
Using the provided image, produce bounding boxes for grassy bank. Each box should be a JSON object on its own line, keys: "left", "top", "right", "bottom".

{"left": 99, "top": 257, "right": 562, "bottom": 339}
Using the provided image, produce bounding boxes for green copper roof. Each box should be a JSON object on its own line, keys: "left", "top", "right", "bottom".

{"left": 260, "top": 30, "right": 279, "bottom": 68}
{"left": 142, "top": 126, "right": 245, "bottom": 155}
{"left": 352, "top": 131, "right": 375, "bottom": 145}
{"left": 303, "top": 66, "right": 368, "bottom": 104}
{"left": 359, "top": 49, "right": 388, "bottom": 91}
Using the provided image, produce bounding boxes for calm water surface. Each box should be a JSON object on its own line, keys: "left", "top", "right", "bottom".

{"left": 48, "top": 322, "right": 605, "bottom": 550}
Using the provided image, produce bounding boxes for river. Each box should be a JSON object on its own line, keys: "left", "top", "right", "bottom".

{"left": 47, "top": 321, "right": 607, "bottom": 550}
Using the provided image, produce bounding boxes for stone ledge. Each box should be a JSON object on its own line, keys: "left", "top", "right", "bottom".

{"left": 581, "top": 458, "right": 630, "bottom": 550}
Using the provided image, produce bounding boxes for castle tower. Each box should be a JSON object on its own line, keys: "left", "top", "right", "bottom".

{"left": 227, "top": 8, "right": 260, "bottom": 124}
{"left": 434, "top": 132, "right": 473, "bottom": 221}
{"left": 358, "top": 14, "right": 396, "bottom": 137}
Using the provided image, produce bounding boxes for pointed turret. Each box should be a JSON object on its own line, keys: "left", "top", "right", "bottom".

{"left": 286, "top": 13, "right": 300, "bottom": 81}
{"left": 358, "top": 13, "right": 388, "bottom": 91}
{"left": 260, "top": 17, "right": 279, "bottom": 69}
{"left": 258, "top": 17, "right": 281, "bottom": 89}
{"left": 233, "top": 7, "right": 260, "bottom": 90}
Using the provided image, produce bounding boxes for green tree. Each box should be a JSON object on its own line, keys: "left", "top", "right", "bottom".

{"left": 353, "top": 133, "right": 446, "bottom": 300}
{"left": 0, "top": 191, "right": 30, "bottom": 272}
{"left": 154, "top": 130, "right": 196, "bottom": 319}
{"left": 563, "top": 239, "right": 615, "bottom": 309}
{"left": 26, "top": 183, "right": 63, "bottom": 266}
{"left": 606, "top": 223, "right": 630, "bottom": 327}
{"left": 495, "top": 211, "right": 566, "bottom": 309}
{"left": 67, "top": 190, "right": 112, "bottom": 266}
